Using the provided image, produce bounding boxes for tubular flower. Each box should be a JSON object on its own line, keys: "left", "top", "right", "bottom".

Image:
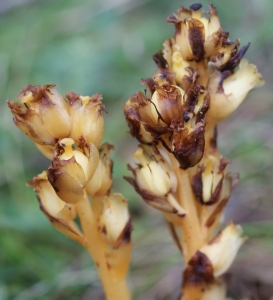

{"left": 67, "top": 91, "right": 104, "bottom": 147}
{"left": 200, "top": 222, "right": 246, "bottom": 277}
{"left": 47, "top": 138, "right": 99, "bottom": 204}
{"left": 206, "top": 58, "right": 264, "bottom": 128}
{"left": 85, "top": 143, "right": 114, "bottom": 197}
{"left": 27, "top": 171, "right": 85, "bottom": 245}
{"left": 99, "top": 193, "right": 132, "bottom": 249}
{"left": 124, "top": 145, "right": 186, "bottom": 216}
{"left": 162, "top": 4, "right": 251, "bottom": 81}
{"left": 7, "top": 84, "right": 71, "bottom": 145}
{"left": 167, "top": 3, "right": 228, "bottom": 62}
{"left": 190, "top": 145, "right": 237, "bottom": 204}
{"left": 124, "top": 68, "right": 210, "bottom": 169}
{"left": 188, "top": 135, "right": 239, "bottom": 229}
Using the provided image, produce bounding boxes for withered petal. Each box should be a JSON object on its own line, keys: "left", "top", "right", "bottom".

{"left": 205, "top": 197, "right": 229, "bottom": 228}
{"left": 222, "top": 42, "right": 250, "bottom": 71}
{"left": 187, "top": 18, "right": 205, "bottom": 61}
{"left": 172, "top": 121, "right": 206, "bottom": 169}
{"left": 153, "top": 51, "right": 168, "bottom": 69}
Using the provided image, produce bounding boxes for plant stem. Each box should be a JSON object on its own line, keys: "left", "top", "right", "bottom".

{"left": 76, "top": 191, "right": 131, "bottom": 300}
{"left": 175, "top": 167, "right": 204, "bottom": 263}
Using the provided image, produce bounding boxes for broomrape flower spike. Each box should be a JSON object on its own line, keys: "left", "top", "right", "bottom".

{"left": 6, "top": 3, "right": 264, "bottom": 300}
{"left": 8, "top": 85, "right": 132, "bottom": 300}
{"left": 124, "top": 3, "right": 264, "bottom": 300}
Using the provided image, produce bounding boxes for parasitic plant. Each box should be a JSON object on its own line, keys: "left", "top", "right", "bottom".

{"left": 124, "top": 3, "right": 264, "bottom": 299}
{"left": 7, "top": 3, "right": 265, "bottom": 300}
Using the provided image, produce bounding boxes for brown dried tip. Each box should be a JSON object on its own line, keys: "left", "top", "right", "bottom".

{"left": 183, "top": 251, "right": 215, "bottom": 287}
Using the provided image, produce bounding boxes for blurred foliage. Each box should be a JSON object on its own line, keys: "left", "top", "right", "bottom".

{"left": 0, "top": 0, "right": 273, "bottom": 299}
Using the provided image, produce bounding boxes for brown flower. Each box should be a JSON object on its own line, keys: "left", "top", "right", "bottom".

{"left": 124, "top": 69, "right": 210, "bottom": 169}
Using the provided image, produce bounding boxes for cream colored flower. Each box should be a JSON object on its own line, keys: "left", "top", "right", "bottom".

{"left": 125, "top": 145, "right": 186, "bottom": 216}
{"left": 67, "top": 91, "right": 104, "bottom": 147}
{"left": 85, "top": 143, "right": 113, "bottom": 197}
{"left": 27, "top": 171, "right": 85, "bottom": 245}
{"left": 206, "top": 59, "right": 264, "bottom": 128}
{"left": 200, "top": 222, "right": 246, "bottom": 277}
{"left": 99, "top": 193, "right": 131, "bottom": 249}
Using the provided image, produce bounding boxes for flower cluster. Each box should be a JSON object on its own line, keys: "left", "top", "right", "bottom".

{"left": 8, "top": 84, "right": 132, "bottom": 273}
{"left": 124, "top": 3, "right": 264, "bottom": 299}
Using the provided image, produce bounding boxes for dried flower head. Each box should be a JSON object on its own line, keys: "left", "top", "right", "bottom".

{"left": 124, "top": 68, "right": 210, "bottom": 169}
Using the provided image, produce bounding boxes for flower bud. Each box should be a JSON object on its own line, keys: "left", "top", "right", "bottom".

{"left": 206, "top": 59, "right": 264, "bottom": 128}
{"left": 27, "top": 171, "right": 85, "bottom": 245}
{"left": 67, "top": 92, "right": 104, "bottom": 147}
{"left": 200, "top": 222, "right": 246, "bottom": 277}
{"left": 125, "top": 145, "right": 186, "bottom": 216}
{"left": 47, "top": 138, "right": 99, "bottom": 204}
{"left": 85, "top": 143, "right": 113, "bottom": 197}
{"left": 99, "top": 193, "right": 131, "bottom": 249}
{"left": 8, "top": 84, "right": 71, "bottom": 145}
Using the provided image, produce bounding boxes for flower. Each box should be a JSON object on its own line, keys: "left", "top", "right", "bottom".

{"left": 200, "top": 222, "right": 246, "bottom": 277}
{"left": 99, "top": 193, "right": 132, "bottom": 249}
{"left": 27, "top": 171, "right": 85, "bottom": 245}
{"left": 47, "top": 138, "right": 99, "bottom": 204}
{"left": 66, "top": 91, "right": 104, "bottom": 147}
{"left": 7, "top": 84, "right": 71, "bottom": 145}
{"left": 191, "top": 149, "right": 233, "bottom": 205}
{"left": 124, "top": 68, "right": 210, "bottom": 169}
{"left": 206, "top": 58, "right": 264, "bottom": 128}
{"left": 85, "top": 143, "right": 114, "bottom": 197}
{"left": 124, "top": 144, "right": 186, "bottom": 216}
{"left": 167, "top": 4, "right": 228, "bottom": 62}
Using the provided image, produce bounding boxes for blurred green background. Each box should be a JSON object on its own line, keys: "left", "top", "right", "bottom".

{"left": 0, "top": 0, "right": 273, "bottom": 299}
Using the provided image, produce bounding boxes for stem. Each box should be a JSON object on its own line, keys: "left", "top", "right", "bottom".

{"left": 175, "top": 168, "right": 204, "bottom": 263}
{"left": 76, "top": 191, "right": 131, "bottom": 300}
